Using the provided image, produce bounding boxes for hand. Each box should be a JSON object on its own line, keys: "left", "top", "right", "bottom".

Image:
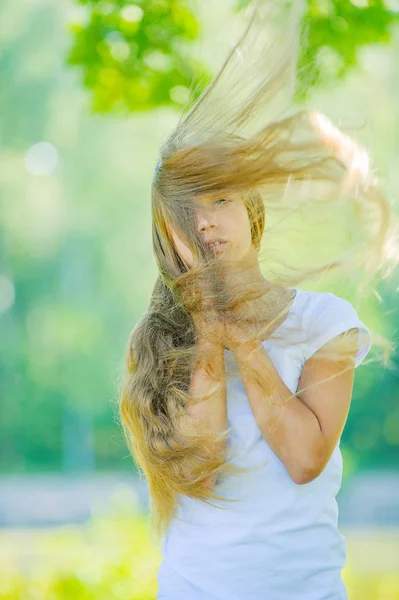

{"left": 222, "top": 312, "right": 260, "bottom": 352}
{"left": 192, "top": 304, "right": 257, "bottom": 351}
{"left": 192, "top": 309, "right": 226, "bottom": 348}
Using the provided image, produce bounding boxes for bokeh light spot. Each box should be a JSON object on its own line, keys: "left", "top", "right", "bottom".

{"left": 25, "top": 142, "right": 59, "bottom": 176}
{"left": 120, "top": 5, "right": 144, "bottom": 23}
{"left": 0, "top": 275, "right": 15, "bottom": 314}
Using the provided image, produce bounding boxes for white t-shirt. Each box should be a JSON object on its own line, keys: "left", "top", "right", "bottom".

{"left": 156, "top": 288, "right": 372, "bottom": 600}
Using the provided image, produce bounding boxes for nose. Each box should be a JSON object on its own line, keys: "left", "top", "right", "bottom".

{"left": 196, "top": 207, "right": 216, "bottom": 235}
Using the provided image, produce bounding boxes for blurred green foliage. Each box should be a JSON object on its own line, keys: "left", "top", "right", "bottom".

{"left": 68, "top": 0, "right": 210, "bottom": 112}
{"left": 68, "top": 0, "right": 399, "bottom": 111}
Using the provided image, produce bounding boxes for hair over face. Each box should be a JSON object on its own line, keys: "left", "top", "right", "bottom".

{"left": 119, "top": 0, "right": 399, "bottom": 541}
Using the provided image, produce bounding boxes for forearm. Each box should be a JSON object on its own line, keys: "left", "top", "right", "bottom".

{"left": 234, "top": 341, "right": 324, "bottom": 484}
{"left": 188, "top": 339, "right": 228, "bottom": 455}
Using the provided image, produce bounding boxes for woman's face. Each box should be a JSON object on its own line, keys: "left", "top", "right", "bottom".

{"left": 170, "top": 193, "right": 255, "bottom": 269}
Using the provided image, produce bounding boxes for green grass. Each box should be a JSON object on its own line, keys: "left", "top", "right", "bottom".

{"left": 1, "top": 497, "right": 398, "bottom": 600}
{"left": 342, "top": 528, "right": 399, "bottom": 600}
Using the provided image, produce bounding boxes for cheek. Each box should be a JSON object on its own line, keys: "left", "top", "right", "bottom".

{"left": 180, "top": 245, "right": 194, "bottom": 267}
{"left": 233, "top": 207, "right": 252, "bottom": 249}
{"left": 173, "top": 235, "right": 194, "bottom": 268}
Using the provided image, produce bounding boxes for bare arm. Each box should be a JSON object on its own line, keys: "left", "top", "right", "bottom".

{"left": 234, "top": 336, "right": 356, "bottom": 485}
{"left": 188, "top": 336, "right": 228, "bottom": 455}
{"left": 234, "top": 341, "right": 322, "bottom": 484}
{"left": 186, "top": 316, "right": 228, "bottom": 490}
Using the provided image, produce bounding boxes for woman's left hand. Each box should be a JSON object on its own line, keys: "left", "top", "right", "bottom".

{"left": 222, "top": 313, "right": 260, "bottom": 352}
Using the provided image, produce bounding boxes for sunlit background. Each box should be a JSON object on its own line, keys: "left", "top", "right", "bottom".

{"left": 1, "top": 0, "right": 399, "bottom": 598}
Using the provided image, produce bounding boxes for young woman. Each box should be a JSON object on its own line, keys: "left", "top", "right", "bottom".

{"left": 119, "top": 2, "right": 397, "bottom": 598}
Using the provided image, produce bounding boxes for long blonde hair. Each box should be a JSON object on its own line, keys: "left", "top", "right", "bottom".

{"left": 119, "top": 0, "right": 398, "bottom": 541}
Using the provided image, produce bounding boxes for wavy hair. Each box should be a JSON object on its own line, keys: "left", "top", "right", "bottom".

{"left": 119, "top": 0, "right": 398, "bottom": 541}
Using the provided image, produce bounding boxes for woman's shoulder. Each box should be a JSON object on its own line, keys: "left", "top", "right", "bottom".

{"left": 293, "top": 288, "right": 360, "bottom": 328}
{"left": 293, "top": 288, "right": 372, "bottom": 367}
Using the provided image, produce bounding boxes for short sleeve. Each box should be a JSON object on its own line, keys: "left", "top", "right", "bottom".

{"left": 303, "top": 292, "right": 372, "bottom": 368}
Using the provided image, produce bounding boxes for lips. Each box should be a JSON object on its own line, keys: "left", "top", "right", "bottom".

{"left": 204, "top": 238, "right": 226, "bottom": 246}
{"left": 205, "top": 240, "right": 227, "bottom": 252}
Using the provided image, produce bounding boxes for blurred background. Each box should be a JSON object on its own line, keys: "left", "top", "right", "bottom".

{"left": 1, "top": 0, "right": 399, "bottom": 598}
